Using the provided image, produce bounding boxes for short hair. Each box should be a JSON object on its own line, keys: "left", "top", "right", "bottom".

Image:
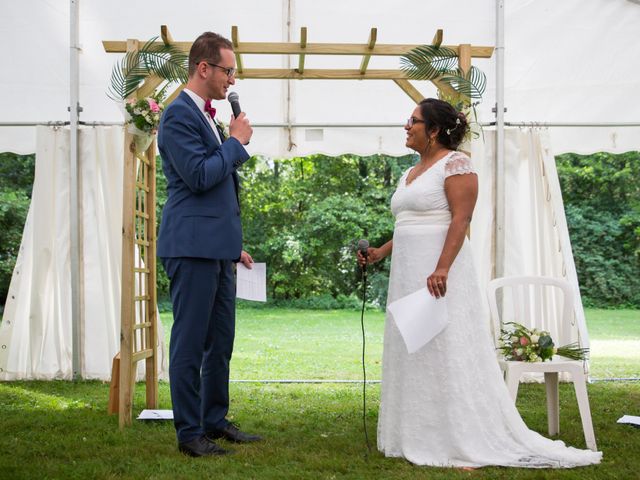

{"left": 188, "top": 32, "right": 233, "bottom": 77}
{"left": 418, "top": 98, "right": 469, "bottom": 150}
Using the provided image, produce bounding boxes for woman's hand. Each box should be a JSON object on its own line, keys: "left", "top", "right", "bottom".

{"left": 357, "top": 247, "right": 382, "bottom": 267}
{"left": 427, "top": 268, "right": 449, "bottom": 298}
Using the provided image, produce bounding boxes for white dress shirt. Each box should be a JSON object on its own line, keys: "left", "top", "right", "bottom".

{"left": 183, "top": 88, "right": 223, "bottom": 145}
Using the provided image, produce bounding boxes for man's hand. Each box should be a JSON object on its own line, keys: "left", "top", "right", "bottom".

{"left": 229, "top": 113, "right": 253, "bottom": 145}
{"left": 239, "top": 250, "right": 254, "bottom": 269}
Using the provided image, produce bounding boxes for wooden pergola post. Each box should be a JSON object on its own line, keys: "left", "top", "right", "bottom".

{"left": 108, "top": 37, "right": 159, "bottom": 428}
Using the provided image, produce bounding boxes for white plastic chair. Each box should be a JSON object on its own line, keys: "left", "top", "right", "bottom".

{"left": 487, "top": 275, "right": 597, "bottom": 451}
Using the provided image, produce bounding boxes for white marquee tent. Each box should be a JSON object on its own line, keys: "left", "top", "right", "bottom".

{"left": 0, "top": 0, "right": 638, "bottom": 380}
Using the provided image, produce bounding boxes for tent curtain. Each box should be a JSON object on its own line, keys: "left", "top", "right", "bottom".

{"left": 0, "top": 126, "right": 167, "bottom": 380}
{"left": 471, "top": 128, "right": 589, "bottom": 378}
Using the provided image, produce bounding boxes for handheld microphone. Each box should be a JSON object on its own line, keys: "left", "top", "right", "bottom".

{"left": 227, "top": 92, "right": 242, "bottom": 118}
{"left": 357, "top": 239, "right": 369, "bottom": 271}
{"left": 228, "top": 92, "right": 249, "bottom": 145}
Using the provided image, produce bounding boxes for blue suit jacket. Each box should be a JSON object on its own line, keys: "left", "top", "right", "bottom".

{"left": 157, "top": 91, "right": 250, "bottom": 260}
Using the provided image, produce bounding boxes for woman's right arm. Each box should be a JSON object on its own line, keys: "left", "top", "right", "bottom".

{"left": 357, "top": 240, "right": 393, "bottom": 267}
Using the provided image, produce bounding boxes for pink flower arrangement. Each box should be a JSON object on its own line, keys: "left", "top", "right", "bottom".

{"left": 124, "top": 91, "right": 165, "bottom": 134}
{"left": 498, "top": 322, "right": 589, "bottom": 362}
{"left": 148, "top": 98, "right": 160, "bottom": 113}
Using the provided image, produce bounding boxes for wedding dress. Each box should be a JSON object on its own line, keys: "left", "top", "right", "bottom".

{"left": 377, "top": 151, "right": 602, "bottom": 468}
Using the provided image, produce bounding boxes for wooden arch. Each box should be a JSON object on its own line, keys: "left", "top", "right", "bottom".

{"left": 104, "top": 25, "right": 494, "bottom": 428}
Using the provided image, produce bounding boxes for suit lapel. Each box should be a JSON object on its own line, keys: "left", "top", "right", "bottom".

{"left": 180, "top": 91, "right": 221, "bottom": 146}
{"left": 180, "top": 91, "right": 239, "bottom": 204}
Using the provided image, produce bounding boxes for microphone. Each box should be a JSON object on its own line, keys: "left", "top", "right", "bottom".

{"left": 227, "top": 92, "right": 242, "bottom": 118}
{"left": 357, "top": 239, "right": 369, "bottom": 258}
{"left": 357, "top": 239, "right": 369, "bottom": 272}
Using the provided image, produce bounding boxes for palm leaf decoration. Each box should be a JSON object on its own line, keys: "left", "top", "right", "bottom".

{"left": 400, "top": 45, "right": 458, "bottom": 80}
{"left": 400, "top": 45, "right": 487, "bottom": 102}
{"left": 108, "top": 37, "right": 189, "bottom": 101}
{"left": 438, "top": 66, "right": 487, "bottom": 100}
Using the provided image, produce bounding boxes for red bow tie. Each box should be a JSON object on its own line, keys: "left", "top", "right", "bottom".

{"left": 204, "top": 99, "right": 216, "bottom": 118}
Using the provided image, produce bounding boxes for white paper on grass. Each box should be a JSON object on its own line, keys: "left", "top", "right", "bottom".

{"left": 387, "top": 288, "right": 448, "bottom": 354}
{"left": 617, "top": 415, "right": 640, "bottom": 427}
{"left": 137, "top": 409, "right": 174, "bottom": 420}
{"left": 236, "top": 262, "right": 267, "bottom": 302}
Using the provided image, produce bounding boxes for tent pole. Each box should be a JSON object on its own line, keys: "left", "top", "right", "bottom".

{"left": 495, "top": 0, "right": 505, "bottom": 279}
{"left": 70, "top": 0, "right": 83, "bottom": 380}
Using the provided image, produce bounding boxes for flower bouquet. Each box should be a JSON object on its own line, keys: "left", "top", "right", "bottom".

{"left": 498, "top": 322, "right": 589, "bottom": 362}
{"left": 124, "top": 93, "right": 165, "bottom": 153}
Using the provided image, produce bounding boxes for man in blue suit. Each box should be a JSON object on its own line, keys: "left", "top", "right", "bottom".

{"left": 158, "top": 31, "right": 261, "bottom": 457}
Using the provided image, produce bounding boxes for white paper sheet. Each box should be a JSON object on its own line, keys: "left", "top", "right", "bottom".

{"left": 387, "top": 288, "right": 448, "bottom": 354}
{"left": 137, "top": 409, "right": 174, "bottom": 420}
{"left": 236, "top": 262, "right": 267, "bottom": 302}
{"left": 617, "top": 415, "right": 640, "bottom": 427}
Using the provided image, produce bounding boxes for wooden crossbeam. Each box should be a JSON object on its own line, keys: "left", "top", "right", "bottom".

{"left": 165, "top": 84, "right": 185, "bottom": 105}
{"left": 237, "top": 68, "right": 414, "bottom": 80}
{"left": 298, "top": 27, "right": 307, "bottom": 73}
{"left": 160, "top": 25, "right": 173, "bottom": 45}
{"left": 458, "top": 43, "right": 471, "bottom": 73}
{"left": 432, "top": 29, "right": 443, "bottom": 48}
{"left": 359, "top": 28, "right": 377, "bottom": 74}
{"left": 136, "top": 75, "right": 163, "bottom": 99}
{"left": 104, "top": 40, "right": 493, "bottom": 58}
{"left": 232, "top": 26, "right": 244, "bottom": 73}
{"left": 393, "top": 79, "right": 425, "bottom": 103}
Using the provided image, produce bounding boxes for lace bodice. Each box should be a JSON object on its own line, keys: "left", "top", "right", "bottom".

{"left": 390, "top": 151, "right": 475, "bottom": 216}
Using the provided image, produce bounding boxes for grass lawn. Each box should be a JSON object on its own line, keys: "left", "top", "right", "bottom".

{"left": 159, "top": 307, "right": 640, "bottom": 381}
{"left": 0, "top": 307, "right": 638, "bottom": 479}
{"left": 1, "top": 380, "right": 638, "bottom": 479}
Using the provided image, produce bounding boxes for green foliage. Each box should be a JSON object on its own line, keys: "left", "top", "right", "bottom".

{"left": 239, "top": 154, "right": 415, "bottom": 304}
{"left": 557, "top": 152, "right": 640, "bottom": 307}
{"left": 108, "top": 37, "right": 188, "bottom": 101}
{"left": 0, "top": 153, "right": 35, "bottom": 306}
{"left": 1, "top": 150, "right": 639, "bottom": 311}
{"left": 400, "top": 45, "right": 487, "bottom": 102}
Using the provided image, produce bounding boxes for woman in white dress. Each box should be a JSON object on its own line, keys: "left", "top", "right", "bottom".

{"left": 357, "top": 99, "right": 602, "bottom": 468}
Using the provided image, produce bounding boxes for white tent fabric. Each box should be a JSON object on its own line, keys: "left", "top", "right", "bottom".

{"left": 1, "top": 0, "right": 639, "bottom": 156}
{"left": 0, "top": 126, "right": 167, "bottom": 380}
{"left": 471, "top": 128, "right": 589, "bottom": 359}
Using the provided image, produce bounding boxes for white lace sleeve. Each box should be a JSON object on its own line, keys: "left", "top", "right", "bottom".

{"left": 444, "top": 152, "right": 476, "bottom": 178}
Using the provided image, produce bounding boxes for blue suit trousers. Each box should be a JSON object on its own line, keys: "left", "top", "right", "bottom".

{"left": 162, "top": 257, "right": 235, "bottom": 443}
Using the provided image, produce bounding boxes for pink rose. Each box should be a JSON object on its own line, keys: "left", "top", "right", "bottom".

{"left": 148, "top": 98, "right": 160, "bottom": 113}
{"left": 519, "top": 336, "right": 529, "bottom": 346}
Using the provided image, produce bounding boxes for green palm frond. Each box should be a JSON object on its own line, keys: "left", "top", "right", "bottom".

{"left": 400, "top": 45, "right": 458, "bottom": 80}
{"left": 438, "top": 66, "right": 487, "bottom": 100}
{"left": 107, "top": 36, "right": 189, "bottom": 101}
{"left": 107, "top": 51, "right": 147, "bottom": 101}
{"left": 138, "top": 38, "right": 189, "bottom": 84}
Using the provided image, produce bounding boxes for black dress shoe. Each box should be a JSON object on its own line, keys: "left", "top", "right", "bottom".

{"left": 207, "top": 423, "right": 263, "bottom": 443}
{"left": 178, "top": 435, "right": 232, "bottom": 457}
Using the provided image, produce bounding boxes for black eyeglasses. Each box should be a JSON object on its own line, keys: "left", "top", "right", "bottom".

{"left": 406, "top": 117, "right": 425, "bottom": 128}
{"left": 203, "top": 62, "right": 237, "bottom": 77}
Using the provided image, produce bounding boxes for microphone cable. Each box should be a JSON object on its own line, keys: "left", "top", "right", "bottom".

{"left": 359, "top": 262, "right": 372, "bottom": 455}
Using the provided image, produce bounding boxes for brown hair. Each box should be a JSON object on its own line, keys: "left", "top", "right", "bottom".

{"left": 418, "top": 98, "right": 469, "bottom": 150}
{"left": 188, "top": 32, "right": 233, "bottom": 77}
